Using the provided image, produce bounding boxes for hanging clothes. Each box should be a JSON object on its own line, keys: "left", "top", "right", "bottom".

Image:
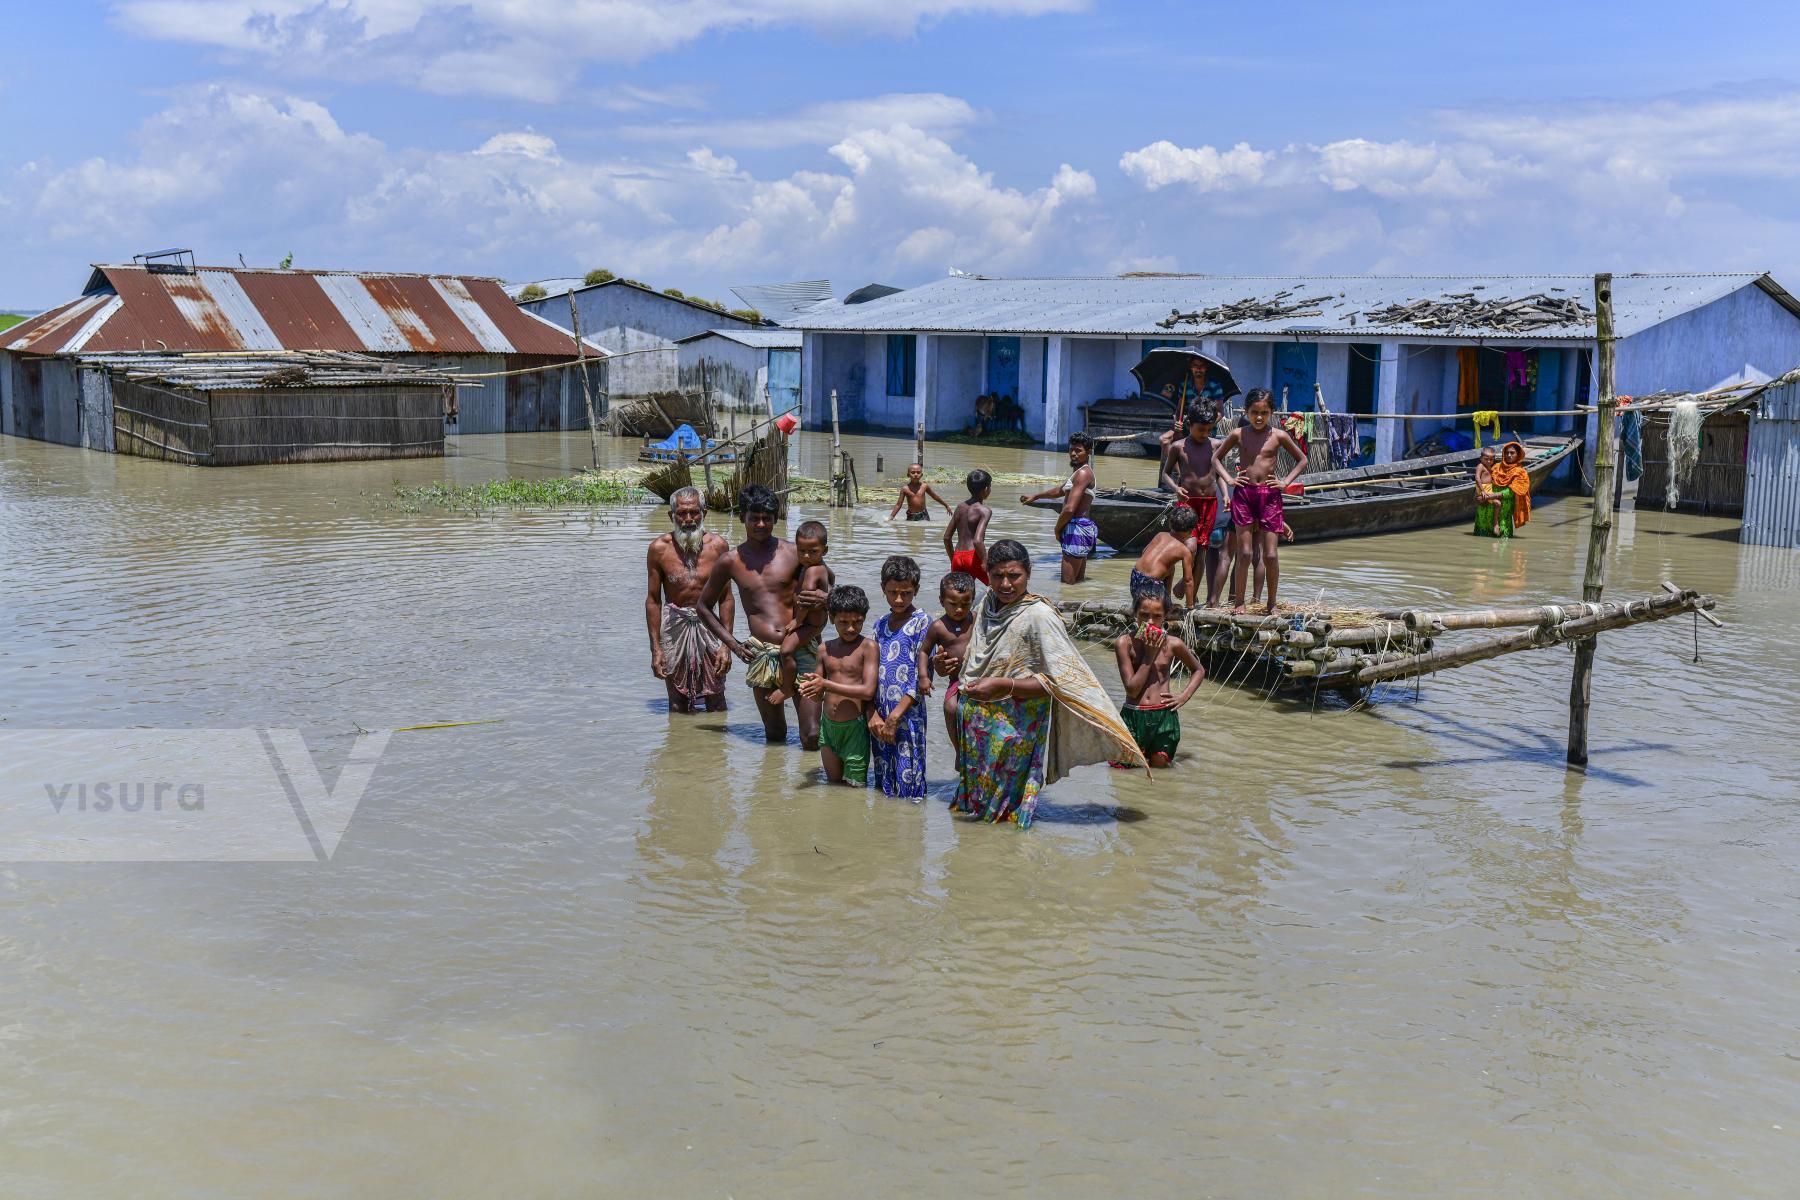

{"left": 1457, "top": 347, "right": 1481, "bottom": 408}
{"left": 1505, "top": 350, "right": 1529, "bottom": 388}
{"left": 1324, "top": 412, "right": 1358, "bottom": 469}
{"left": 1471, "top": 410, "right": 1500, "bottom": 447}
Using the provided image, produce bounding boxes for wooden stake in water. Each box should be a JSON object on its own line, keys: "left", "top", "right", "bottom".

{"left": 916, "top": 422, "right": 925, "bottom": 469}
{"left": 568, "top": 292, "right": 601, "bottom": 470}
{"left": 829, "top": 388, "right": 845, "bottom": 507}
{"left": 1569, "top": 272, "right": 1619, "bottom": 767}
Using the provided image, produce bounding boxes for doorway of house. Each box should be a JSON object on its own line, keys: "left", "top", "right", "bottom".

{"left": 1272, "top": 342, "right": 1318, "bottom": 409}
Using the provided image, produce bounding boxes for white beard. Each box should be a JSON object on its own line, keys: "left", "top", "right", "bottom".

{"left": 673, "top": 528, "right": 705, "bottom": 555}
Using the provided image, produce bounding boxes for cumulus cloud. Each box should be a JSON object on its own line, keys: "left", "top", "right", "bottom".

{"left": 113, "top": 0, "right": 1086, "bottom": 100}
{"left": 1110, "top": 88, "right": 1800, "bottom": 274}
{"left": 2, "top": 85, "right": 1100, "bottom": 299}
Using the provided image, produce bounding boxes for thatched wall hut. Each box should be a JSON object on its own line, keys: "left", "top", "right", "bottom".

{"left": 90, "top": 351, "right": 452, "bottom": 466}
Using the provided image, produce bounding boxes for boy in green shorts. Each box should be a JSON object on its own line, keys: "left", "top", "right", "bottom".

{"left": 1111, "top": 585, "right": 1204, "bottom": 768}
{"left": 797, "top": 585, "right": 878, "bottom": 786}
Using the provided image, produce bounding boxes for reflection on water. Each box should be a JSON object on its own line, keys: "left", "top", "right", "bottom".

{"left": 2, "top": 428, "right": 1797, "bottom": 1197}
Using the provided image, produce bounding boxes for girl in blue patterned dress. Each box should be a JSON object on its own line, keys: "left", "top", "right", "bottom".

{"left": 870, "top": 555, "right": 931, "bottom": 800}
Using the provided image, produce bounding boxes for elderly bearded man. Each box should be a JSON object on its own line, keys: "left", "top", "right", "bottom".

{"left": 645, "top": 486, "right": 734, "bottom": 712}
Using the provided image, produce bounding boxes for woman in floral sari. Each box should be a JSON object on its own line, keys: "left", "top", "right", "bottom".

{"left": 952, "top": 540, "right": 1146, "bottom": 828}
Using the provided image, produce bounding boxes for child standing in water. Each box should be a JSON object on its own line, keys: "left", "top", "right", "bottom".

{"left": 869, "top": 556, "right": 931, "bottom": 800}
{"left": 769, "top": 520, "right": 835, "bottom": 705}
{"left": 1112, "top": 587, "right": 1204, "bottom": 768}
{"left": 922, "top": 572, "right": 978, "bottom": 754}
{"left": 943, "top": 470, "right": 994, "bottom": 582}
{"left": 887, "top": 463, "right": 953, "bottom": 522}
{"left": 1215, "top": 389, "right": 1307, "bottom": 614}
{"left": 798, "top": 585, "right": 877, "bottom": 786}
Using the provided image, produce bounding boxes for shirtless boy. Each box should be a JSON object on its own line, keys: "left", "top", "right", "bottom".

{"left": 921, "top": 571, "right": 978, "bottom": 753}
{"left": 888, "top": 463, "right": 953, "bottom": 522}
{"left": 943, "top": 470, "right": 994, "bottom": 583}
{"left": 797, "top": 586, "right": 878, "bottom": 786}
{"left": 1020, "top": 432, "right": 1098, "bottom": 583}
{"left": 645, "top": 486, "right": 734, "bottom": 712}
{"left": 1475, "top": 447, "right": 1501, "bottom": 513}
{"left": 1214, "top": 389, "right": 1307, "bottom": 614}
{"left": 1161, "top": 404, "right": 1231, "bottom": 604}
{"left": 1129, "top": 505, "right": 1199, "bottom": 609}
{"left": 697, "top": 483, "right": 829, "bottom": 748}
{"left": 1111, "top": 587, "right": 1205, "bottom": 769}
{"left": 769, "top": 520, "right": 835, "bottom": 705}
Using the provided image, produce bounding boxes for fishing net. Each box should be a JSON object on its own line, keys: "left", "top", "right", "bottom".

{"left": 1666, "top": 398, "right": 1703, "bottom": 509}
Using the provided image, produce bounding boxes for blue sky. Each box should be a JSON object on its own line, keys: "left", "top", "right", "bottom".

{"left": 6, "top": 1, "right": 1800, "bottom": 308}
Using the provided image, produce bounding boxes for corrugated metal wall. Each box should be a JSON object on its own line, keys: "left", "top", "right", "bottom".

{"left": 1743, "top": 381, "right": 1800, "bottom": 548}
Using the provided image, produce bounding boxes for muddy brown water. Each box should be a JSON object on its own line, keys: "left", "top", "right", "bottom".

{"left": 2, "top": 429, "right": 1797, "bottom": 1196}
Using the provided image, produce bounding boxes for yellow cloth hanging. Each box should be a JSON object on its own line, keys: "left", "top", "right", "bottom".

{"left": 1472, "top": 410, "right": 1500, "bottom": 446}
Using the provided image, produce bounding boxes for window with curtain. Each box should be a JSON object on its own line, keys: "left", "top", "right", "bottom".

{"left": 885, "top": 335, "right": 916, "bottom": 397}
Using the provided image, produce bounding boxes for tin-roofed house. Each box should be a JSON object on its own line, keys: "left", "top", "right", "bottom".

{"left": 791, "top": 272, "right": 1800, "bottom": 471}
{"left": 514, "top": 277, "right": 760, "bottom": 404}
{"left": 675, "top": 329, "right": 803, "bottom": 419}
{"left": 1, "top": 252, "right": 609, "bottom": 460}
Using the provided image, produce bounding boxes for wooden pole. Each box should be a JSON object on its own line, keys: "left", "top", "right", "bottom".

{"left": 567, "top": 292, "right": 601, "bottom": 470}
{"left": 1568, "top": 273, "right": 1619, "bottom": 767}
{"left": 915, "top": 422, "right": 925, "bottom": 468}
{"left": 829, "top": 388, "right": 844, "bottom": 507}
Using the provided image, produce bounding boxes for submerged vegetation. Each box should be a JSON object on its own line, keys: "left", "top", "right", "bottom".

{"left": 392, "top": 463, "right": 1060, "bottom": 513}
{"left": 393, "top": 472, "right": 645, "bottom": 512}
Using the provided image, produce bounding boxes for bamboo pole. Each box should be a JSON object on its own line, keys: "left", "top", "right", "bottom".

{"left": 1569, "top": 273, "right": 1619, "bottom": 767}
{"left": 829, "top": 388, "right": 845, "bottom": 507}
{"left": 1403, "top": 603, "right": 1601, "bottom": 633}
{"left": 567, "top": 292, "right": 601, "bottom": 470}
{"left": 1360, "top": 590, "right": 1708, "bottom": 686}
{"left": 916, "top": 422, "right": 926, "bottom": 468}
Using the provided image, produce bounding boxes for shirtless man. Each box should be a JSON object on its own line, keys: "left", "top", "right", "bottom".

{"left": 697, "top": 483, "right": 828, "bottom": 747}
{"left": 1214, "top": 388, "right": 1307, "bottom": 614}
{"left": 1020, "top": 432, "right": 1098, "bottom": 583}
{"left": 1160, "top": 404, "right": 1231, "bottom": 605}
{"left": 645, "top": 486, "right": 734, "bottom": 712}
{"left": 1129, "top": 505, "right": 1199, "bottom": 609}
{"left": 943, "top": 470, "right": 994, "bottom": 583}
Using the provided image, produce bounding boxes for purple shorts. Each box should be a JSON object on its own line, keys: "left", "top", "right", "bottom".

{"left": 1230, "top": 484, "right": 1284, "bottom": 532}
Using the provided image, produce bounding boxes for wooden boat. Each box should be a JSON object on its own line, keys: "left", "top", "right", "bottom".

{"left": 1031, "top": 435, "right": 1581, "bottom": 551}
{"left": 638, "top": 440, "right": 741, "bottom": 466}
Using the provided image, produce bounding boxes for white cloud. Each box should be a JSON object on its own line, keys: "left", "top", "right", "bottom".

{"left": 1118, "top": 140, "right": 1270, "bottom": 192}
{"left": 1110, "top": 89, "right": 1800, "bottom": 276}
{"left": 2, "top": 86, "right": 1100, "bottom": 300}
{"left": 113, "top": 0, "right": 1085, "bottom": 100}
{"left": 624, "top": 93, "right": 980, "bottom": 149}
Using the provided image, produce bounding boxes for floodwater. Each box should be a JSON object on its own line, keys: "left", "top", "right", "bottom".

{"left": 2, "top": 428, "right": 1797, "bottom": 1197}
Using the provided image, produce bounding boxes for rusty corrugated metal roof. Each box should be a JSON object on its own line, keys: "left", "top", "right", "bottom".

{"left": 1, "top": 265, "right": 607, "bottom": 357}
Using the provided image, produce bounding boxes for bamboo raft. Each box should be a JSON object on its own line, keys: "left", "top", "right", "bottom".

{"left": 1059, "top": 583, "right": 1718, "bottom": 698}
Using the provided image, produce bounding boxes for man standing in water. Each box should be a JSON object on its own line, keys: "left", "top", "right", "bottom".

{"left": 1019, "top": 431, "right": 1099, "bottom": 583}
{"left": 697, "top": 484, "right": 827, "bottom": 748}
{"left": 645, "top": 486, "right": 733, "bottom": 713}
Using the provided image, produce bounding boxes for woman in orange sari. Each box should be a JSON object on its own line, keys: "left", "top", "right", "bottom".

{"left": 1490, "top": 441, "right": 1532, "bottom": 527}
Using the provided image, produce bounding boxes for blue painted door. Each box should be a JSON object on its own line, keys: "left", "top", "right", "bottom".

{"left": 766, "top": 349, "right": 800, "bottom": 416}
{"left": 1271, "top": 343, "right": 1318, "bottom": 409}
{"left": 985, "top": 336, "right": 1020, "bottom": 404}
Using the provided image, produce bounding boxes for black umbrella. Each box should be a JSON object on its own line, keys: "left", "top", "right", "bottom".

{"left": 1130, "top": 348, "right": 1240, "bottom": 424}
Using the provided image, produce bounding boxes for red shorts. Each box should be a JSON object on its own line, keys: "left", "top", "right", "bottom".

{"left": 1175, "top": 496, "right": 1219, "bottom": 546}
{"left": 950, "top": 548, "right": 989, "bottom": 584}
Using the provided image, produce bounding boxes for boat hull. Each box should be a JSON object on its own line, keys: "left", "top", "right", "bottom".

{"left": 1033, "top": 436, "right": 1580, "bottom": 552}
